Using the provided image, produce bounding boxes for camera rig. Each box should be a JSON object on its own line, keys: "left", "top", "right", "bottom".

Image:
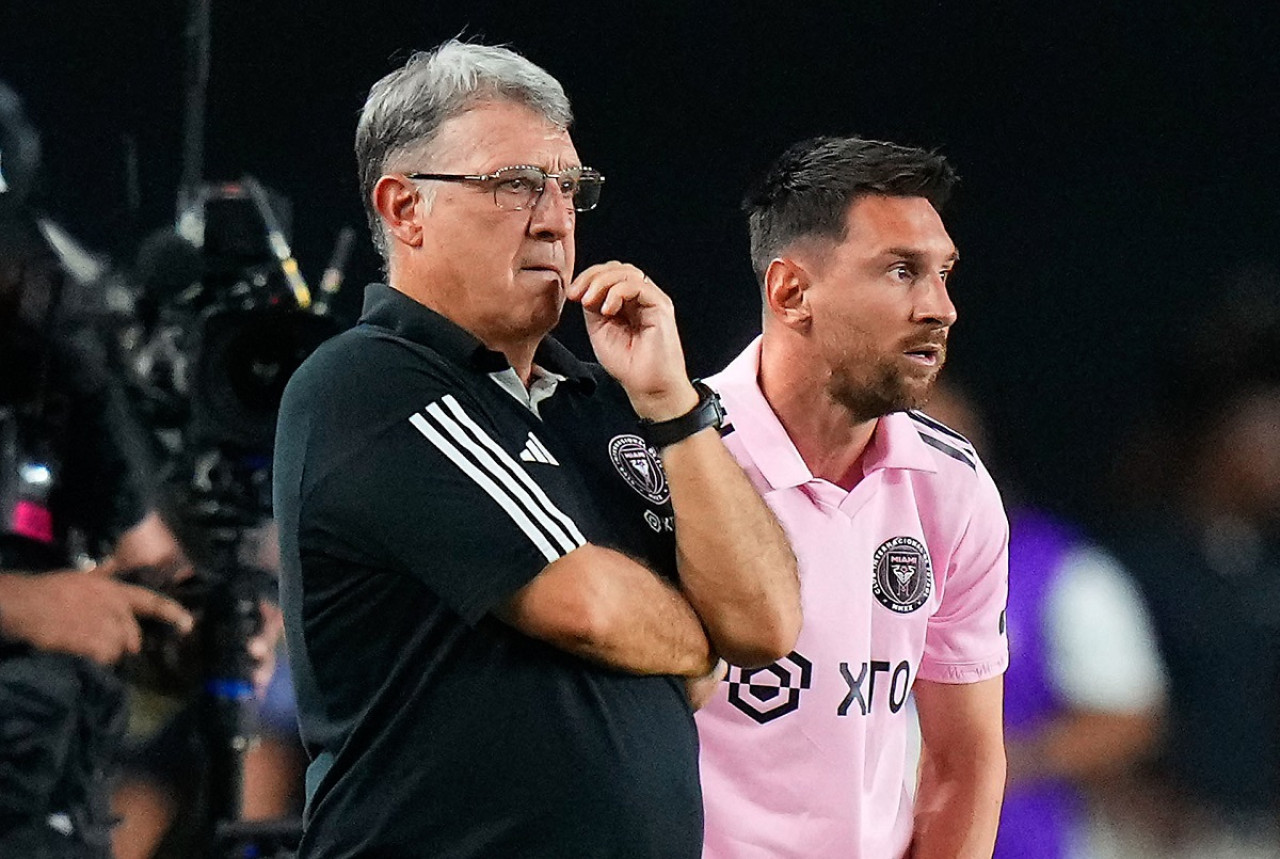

{"left": 123, "top": 176, "right": 340, "bottom": 859}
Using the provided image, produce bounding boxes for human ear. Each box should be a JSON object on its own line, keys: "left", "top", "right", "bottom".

{"left": 372, "top": 175, "right": 424, "bottom": 248}
{"left": 764, "top": 257, "right": 812, "bottom": 329}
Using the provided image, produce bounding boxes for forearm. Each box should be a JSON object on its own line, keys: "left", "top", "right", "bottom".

{"left": 580, "top": 569, "right": 714, "bottom": 676}
{"left": 911, "top": 744, "right": 1006, "bottom": 859}
{"left": 1006, "top": 709, "right": 1162, "bottom": 788}
{"left": 0, "top": 571, "right": 54, "bottom": 642}
{"left": 499, "top": 543, "right": 715, "bottom": 676}
{"left": 568, "top": 263, "right": 798, "bottom": 665}
{"left": 912, "top": 676, "right": 1006, "bottom": 859}
{"left": 662, "top": 427, "right": 800, "bottom": 667}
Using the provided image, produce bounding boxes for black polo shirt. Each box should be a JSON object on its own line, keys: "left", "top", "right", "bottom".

{"left": 274, "top": 284, "right": 701, "bottom": 858}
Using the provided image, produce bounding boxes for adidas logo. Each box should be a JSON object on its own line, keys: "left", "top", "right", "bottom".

{"left": 519, "top": 432, "right": 559, "bottom": 466}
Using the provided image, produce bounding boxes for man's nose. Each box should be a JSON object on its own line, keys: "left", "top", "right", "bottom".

{"left": 913, "top": 274, "right": 957, "bottom": 327}
{"left": 527, "top": 182, "right": 574, "bottom": 240}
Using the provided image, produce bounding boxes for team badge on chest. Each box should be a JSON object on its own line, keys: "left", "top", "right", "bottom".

{"left": 872, "top": 536, "right": 933, "bottom": 613}
{"left": 608, "top": 434, "right": 670, "bottom": 505}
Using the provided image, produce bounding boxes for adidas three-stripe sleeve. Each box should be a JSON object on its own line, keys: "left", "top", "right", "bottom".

{"left": 300, "top": 390, "right": 586, "bottom": 626}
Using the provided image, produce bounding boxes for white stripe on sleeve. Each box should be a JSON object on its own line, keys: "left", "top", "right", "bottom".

{"left": 412, "top": 397, "right": 585, "bottom": 558}
{"left": 408, "top": 413, "right": 562, "bottom": 563}
{"left": 434, "top": 396, "right": 586, "bottom": 546}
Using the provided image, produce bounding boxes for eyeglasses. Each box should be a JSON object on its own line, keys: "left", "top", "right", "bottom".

{"left": 405, "top": 165, "right": 605, "bottom": 213}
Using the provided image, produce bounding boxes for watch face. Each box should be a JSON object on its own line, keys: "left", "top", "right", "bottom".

{"left": 695, "top": 382, "right": 725, "bottom": 428}
{"left": 708, "top": 392, "right": 726, "bottom": 426}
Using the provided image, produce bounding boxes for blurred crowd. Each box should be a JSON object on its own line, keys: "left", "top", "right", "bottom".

{"left": 926, "top": 267, "right": 1280, "bottom": 858}
{"left": 2, "top": 71, "right": 1279, "bottom": 857}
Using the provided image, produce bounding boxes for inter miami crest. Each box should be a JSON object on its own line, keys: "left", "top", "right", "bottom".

{"left": 872, "top": 536, "right": 933, "bottom": 614}
{"left": 608, "top": 434, "right": 670, "bottom": 505}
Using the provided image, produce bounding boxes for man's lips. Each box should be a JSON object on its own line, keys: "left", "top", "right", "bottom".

{"left": 903, "top": 342, "right": 946, "bottom": 367}
{"left": 519, "top": 264, "right": 565, "bottom": 283}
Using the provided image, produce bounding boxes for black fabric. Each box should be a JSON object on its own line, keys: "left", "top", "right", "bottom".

{"left": 0, "top": 647, "right": 125, "bottom": 858}
{"left": 0, "top": 319, "right": 149, "bottom": 855}
{"left": 0, "top": 320, "right": 150, "bottom": 563}
{"left": 274, "top": 284, "right": 701, "bottom": 858}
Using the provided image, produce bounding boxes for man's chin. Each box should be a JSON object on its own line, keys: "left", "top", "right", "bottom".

{"left": 864, "top": 382, "right": 938, "bottom": 419}
{"left": 897, "top": 377, "right": 939, "bottom": 412}
{"left": 520, "top": 297, "right": 566, "bottom": 339}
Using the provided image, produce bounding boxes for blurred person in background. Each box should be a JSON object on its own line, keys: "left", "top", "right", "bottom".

{"left": 1106, "top": 273, "right": 1280, "bottom": 858}
{"left": 924, "top": 382, "right": 1167, "bottom": 859}
{"left": 0, "top": 81, "right": 195, "bottom": 859}
{"left": 4, "top": 79, "right": 290, "bottom": 859}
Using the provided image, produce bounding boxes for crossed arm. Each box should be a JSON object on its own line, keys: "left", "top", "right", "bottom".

{"left": 498, "top": 419, "right": 800, "bottom": 678}
{"left": 497, "top": 262, "right": 801, "bottom": 677}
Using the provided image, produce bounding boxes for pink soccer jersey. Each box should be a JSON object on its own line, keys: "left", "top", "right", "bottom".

{"left": 696, "top": 339, "right": 1010, "bottom": 859}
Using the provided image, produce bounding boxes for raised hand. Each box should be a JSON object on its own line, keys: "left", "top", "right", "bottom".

{"left": 566, "top": 261, "right": 698, "bottom": 421}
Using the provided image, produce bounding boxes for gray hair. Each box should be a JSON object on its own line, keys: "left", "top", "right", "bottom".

{"left": 355, "top": 39, "right": 573, "bottom": 262}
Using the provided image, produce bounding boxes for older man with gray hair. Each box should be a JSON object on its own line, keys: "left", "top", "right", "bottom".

{"left": 273, "top": 39, "right": 800, "bottom": 857}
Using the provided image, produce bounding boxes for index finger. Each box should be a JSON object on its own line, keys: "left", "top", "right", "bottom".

{"left": 123, "top": 584, "right": 195, "bottom": 634}
{"left": 567, "top": 261, "right": 644, "bottom": 301}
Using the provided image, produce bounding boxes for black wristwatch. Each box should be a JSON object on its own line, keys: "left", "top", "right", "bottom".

{"left": 640, "top": 380, "right": 726, "bottom": 450}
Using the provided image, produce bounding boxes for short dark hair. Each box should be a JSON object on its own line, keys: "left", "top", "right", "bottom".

{"left": 743, "top": 136, "right": 958, "bottom": 284}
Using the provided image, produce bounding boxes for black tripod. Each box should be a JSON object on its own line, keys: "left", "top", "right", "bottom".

{"left": 181, "top": 453, "right": 301, "bottom": 859}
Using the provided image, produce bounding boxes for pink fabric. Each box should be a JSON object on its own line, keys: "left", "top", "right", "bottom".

{"left": 11, "top": 499, "right": 54, "bottom": 544}
{"left": 696, "top": 339, "right": 1009, "bottom": 859}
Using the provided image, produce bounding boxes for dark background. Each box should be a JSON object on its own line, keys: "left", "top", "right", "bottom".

{"left": 2, "top": 1, "right": 1278, "bottom": 528}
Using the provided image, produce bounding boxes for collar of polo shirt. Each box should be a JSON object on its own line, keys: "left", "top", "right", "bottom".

{"left": 360, "top": 283, "right": 596, "bottom": 392}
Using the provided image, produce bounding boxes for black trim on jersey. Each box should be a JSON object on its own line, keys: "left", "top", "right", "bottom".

{"left": 917, "top": 431, "right": 977, "bottom": 470}
{"left": 909, "top": 410, "right": 974, "bottom": 448}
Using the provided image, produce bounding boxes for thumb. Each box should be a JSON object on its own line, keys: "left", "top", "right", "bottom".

{"left": 87, "top": 557, "right": 120, "bottom": 578}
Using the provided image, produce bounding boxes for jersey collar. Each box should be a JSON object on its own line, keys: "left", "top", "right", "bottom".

{"left": 358, "top": 283, "right": 595, "bottom": 390}
{"left": 709, "top": 337, "right": 939, "bottom": 493}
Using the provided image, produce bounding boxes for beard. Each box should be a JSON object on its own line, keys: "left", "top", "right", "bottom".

{"left": 826, "top": 344, "right": 946, "bottom": 423}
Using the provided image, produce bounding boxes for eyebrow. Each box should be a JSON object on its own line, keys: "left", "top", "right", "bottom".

{"left": 883, "top": 247, "right": 960, "bottom": 264}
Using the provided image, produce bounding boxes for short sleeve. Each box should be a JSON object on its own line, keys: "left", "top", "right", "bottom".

{"left": 918, "top": 464, "right": 1010, "bottom": 684}
{"left": 300, "top": 388, "right": 586, "bottom": 626}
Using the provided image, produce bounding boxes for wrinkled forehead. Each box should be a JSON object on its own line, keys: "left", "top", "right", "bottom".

{"left": 423, "top": 100, "right": 579, "bottom": 173}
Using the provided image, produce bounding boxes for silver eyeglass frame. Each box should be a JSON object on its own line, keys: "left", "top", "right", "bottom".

{"left": 404, "top": 165, "right": 605, "bottom": 212}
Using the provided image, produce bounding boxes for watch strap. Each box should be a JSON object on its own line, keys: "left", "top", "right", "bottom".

{"left": 640, "top": 381, "right": 725, "bottom": 450}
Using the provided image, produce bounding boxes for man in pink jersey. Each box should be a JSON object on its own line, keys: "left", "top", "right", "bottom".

{"left": 695, "top": 136, "right": 1008, "bottom": 859}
